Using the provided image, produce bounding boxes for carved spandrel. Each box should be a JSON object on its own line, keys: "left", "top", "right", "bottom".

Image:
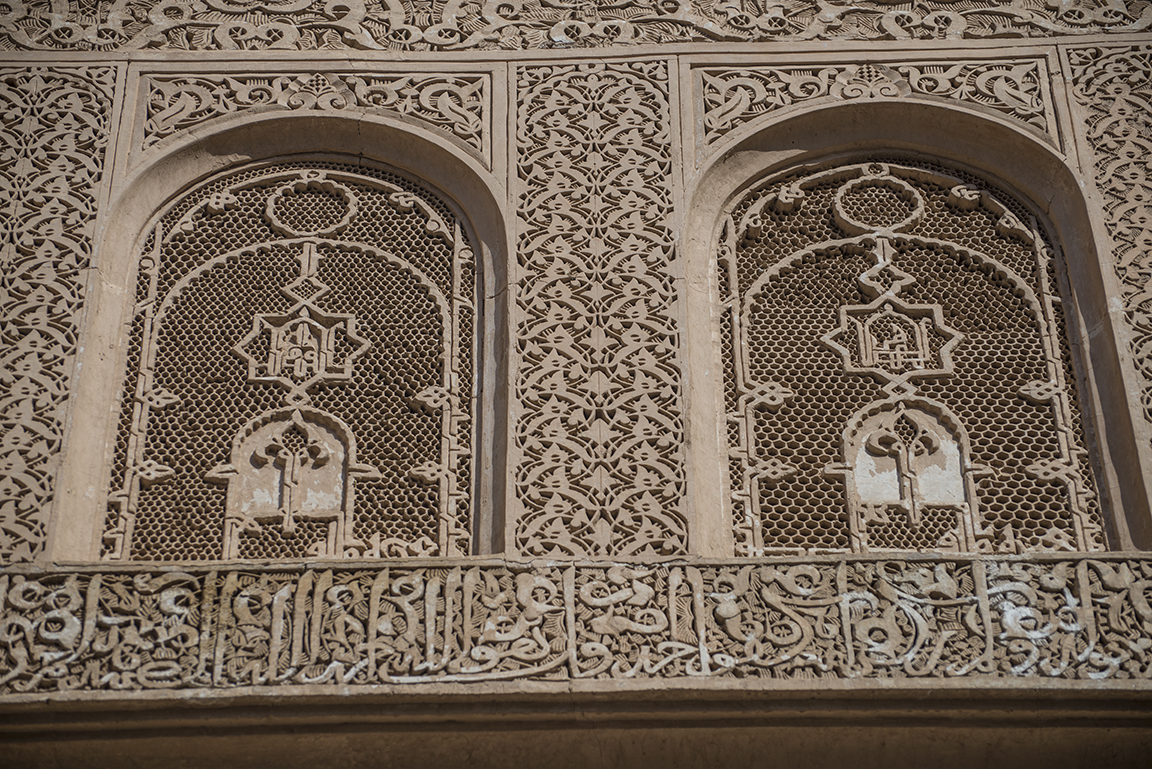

{"left": 142, "top": 73, "right": 490, "bottom": 162}
{"left": 2, "top": 0, "right": 1149, "bottom": 51}
{"left": 4, "top": 558, "right": 1150, "bottom": 694}
{"left": 0, "top": 66, "right": 115, "bottom": 564}
{"left": 699, "top": 61, "right": 1056, "bottom": 149}
{"left": 513, "top": 60, "right": 688, "bottom": 558}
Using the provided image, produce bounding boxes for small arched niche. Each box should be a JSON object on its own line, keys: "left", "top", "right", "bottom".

{"left": 52, "top": 112, "right": 512, "bottom": 563}
{"left": 681, "top": 101, "right": 1152, "bottom": 556}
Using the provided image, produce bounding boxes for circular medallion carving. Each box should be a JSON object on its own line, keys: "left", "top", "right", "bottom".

{"left": 833, "top": 172, "right": 925, "bottom": 235}
{"left": 265, "top": 173, "right": 358, "bottom": 237}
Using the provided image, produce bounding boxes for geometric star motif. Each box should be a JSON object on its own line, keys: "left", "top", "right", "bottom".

{"left": 821, "top": 296, "right": 963, "bottom": 392}
{"left": 235, "top": 304, "right": 370, "bottom": 404}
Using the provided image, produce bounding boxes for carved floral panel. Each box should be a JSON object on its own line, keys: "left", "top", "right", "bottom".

{"left": 142, "top": 72, "right": 489, "bottom": 163}
{"left": 1068, "top": 45, "right": 1152, "bottom": 444}
{"left": 2, "top": 555, "right": 1150, "bottom": 693}
{"left": 0, "top": 66, "right": 116, "bottom": 564}
{"left": 513, "top": 60, "right": 688, "bottom": 557}
{"left": 699, "top": 60, "right": 1057, "bottom": 148}
{"left": 2, "top": 0, "right": 1149, "bottom": 52}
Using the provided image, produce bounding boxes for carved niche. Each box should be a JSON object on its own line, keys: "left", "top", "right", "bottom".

{"left": 102, "top": 162, "right": 477, "bottom": 561}
{"left": 721, "top": 160, "right": 1106, "bottom": 556}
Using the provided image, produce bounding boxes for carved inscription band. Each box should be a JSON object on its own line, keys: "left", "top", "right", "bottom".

{"left": 2, "top": 555, "right": 1151, "bottom": 693}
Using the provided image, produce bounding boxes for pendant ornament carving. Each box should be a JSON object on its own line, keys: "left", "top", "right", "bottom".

{"left": 721, "top": 160, "right": 1104, "bottom": 556}
{"left": 0, "top": 66, "right": 115, "bottom": 564}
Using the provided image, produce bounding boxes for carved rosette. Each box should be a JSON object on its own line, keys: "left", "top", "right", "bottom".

{"left": 0, "top": 66, "right": 115, "bottom": 564}
{"left": 513, "top": 61, "right": 688, "bottom": 557}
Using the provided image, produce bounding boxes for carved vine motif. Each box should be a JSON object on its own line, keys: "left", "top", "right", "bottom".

{"left": 0, "top": 66, "right": 115, "bottom": 564}
{"left": 1, "top": 0, "right": 1149, "bottom": 52}
{"left": 144, "top": 73, "right": 488, "bottom": 159}
{"left": 514, "top": 61, "right": 687, "bottom": 557}
{"left": 721, "top": 160, "right": 1105, "bottom": 556}
{"left": 103, "top": 163, "right": 476, "bottom": 561}
{"left": 700, "top": 61, "right": 1055, "bottom": 147}
{"left": 2, "top": 556, "right": 1151, "bottom": 693}
{"left": 1069, "top": 45, "right": 1152, "bottom": 444}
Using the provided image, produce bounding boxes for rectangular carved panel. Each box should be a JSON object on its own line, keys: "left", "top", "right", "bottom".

{"left": 0, "top": 66, "right": 116, "bottom": 564}
{"left": 513, "top": 61, "right": 688, "bottom": 557}
{"left": 3, "top": 555, "right": 1150, "bottom": 694}
{"left": 1068, "top": 45, "right": 1152, "bottom": 444}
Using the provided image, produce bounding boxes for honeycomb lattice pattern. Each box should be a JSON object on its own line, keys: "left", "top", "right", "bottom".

{"left": 722, "top": 157, "right": 1106, "bottom": 555}
{"left": 103, "top": 159, "right": 475, "bottom": 561}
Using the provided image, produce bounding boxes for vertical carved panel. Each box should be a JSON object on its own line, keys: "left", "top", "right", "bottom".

{"left": 0, "top": 66, "right": 115, "bottom": 564}
{"left": 513, "top": 61, "right": 687, "bottom": 557}
{"left": 1068, "top": 45, "right": 1152, "bottom": 441}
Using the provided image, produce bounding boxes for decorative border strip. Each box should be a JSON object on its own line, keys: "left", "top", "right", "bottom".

{"left": 1, "top": 0, "right": 1150, "bottom": 52}
{"left": 0, "top": 66, "right": 115, "bottom": 564}
{"left": 1068, "top": 45, "right": 1152, "bottom": 444}
{"left": 2, "top": 554, "right": 1150, "bottom": 694}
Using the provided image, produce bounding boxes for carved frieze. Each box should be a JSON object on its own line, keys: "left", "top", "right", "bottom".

{"left": 699, "top": 61, "right": 1056, "bottom": 148}
{"left": 1, "top": 0, "right": 1148, "bottom": 52}
{"left": 1068, "top": 45, "right": 1152, "bottom": 444}
{"left": 143, "top": 73, "right": 489, "bottom": 161}
{"left": 0, "top": 66, "right": 115, "bottom": 564}
{"left": 513, "top": 61, "right": 688, "bottom": 557}
{"left": 2, "top": 555, "right": 1151, "bottom": 693}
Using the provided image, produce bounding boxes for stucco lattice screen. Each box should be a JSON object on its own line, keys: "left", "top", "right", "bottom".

{"left": 721, "top": 158, "right": 1105, "bottom": 556}
{"left": 102, "top": 160, "right": 477, "bottom": 561}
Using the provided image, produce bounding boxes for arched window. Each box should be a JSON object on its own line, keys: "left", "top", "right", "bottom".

{"left": 101, "top": 158, "right": 478, "bottom": 561}
{"left": 719, "top": 158, "right": 1106, "bottom": 556}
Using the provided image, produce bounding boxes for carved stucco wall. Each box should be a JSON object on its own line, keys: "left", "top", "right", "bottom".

{"left": 2, "top": 8, "right": 1152, "bottom": 724}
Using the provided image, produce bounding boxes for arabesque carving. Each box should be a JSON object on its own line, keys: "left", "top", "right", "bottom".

{"left": 701, "top": 60, "right": 1055, "bottom": 147}
{"left": 1069, "top": 45, "right": 1152, "bottom": 444}
{"left": 721, "top": 160, "right": 1104, "bottom": 556}
{"left": 102, "top": 163, "right": 476, "bottom": 561}
{"left": 0, "top": 66, "right": 115, "bottom": 564}
{"left": 3, "top": 555, "right": 1151, "bottom": 693}
{"left": 1, "top": 0, "right": 1148, "bottom": 52}
{"left": 514, "top": 61, "right": 687, "bottom": 557}
{"left": 144, "top": 73, "right": 488, "bottom": 159}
